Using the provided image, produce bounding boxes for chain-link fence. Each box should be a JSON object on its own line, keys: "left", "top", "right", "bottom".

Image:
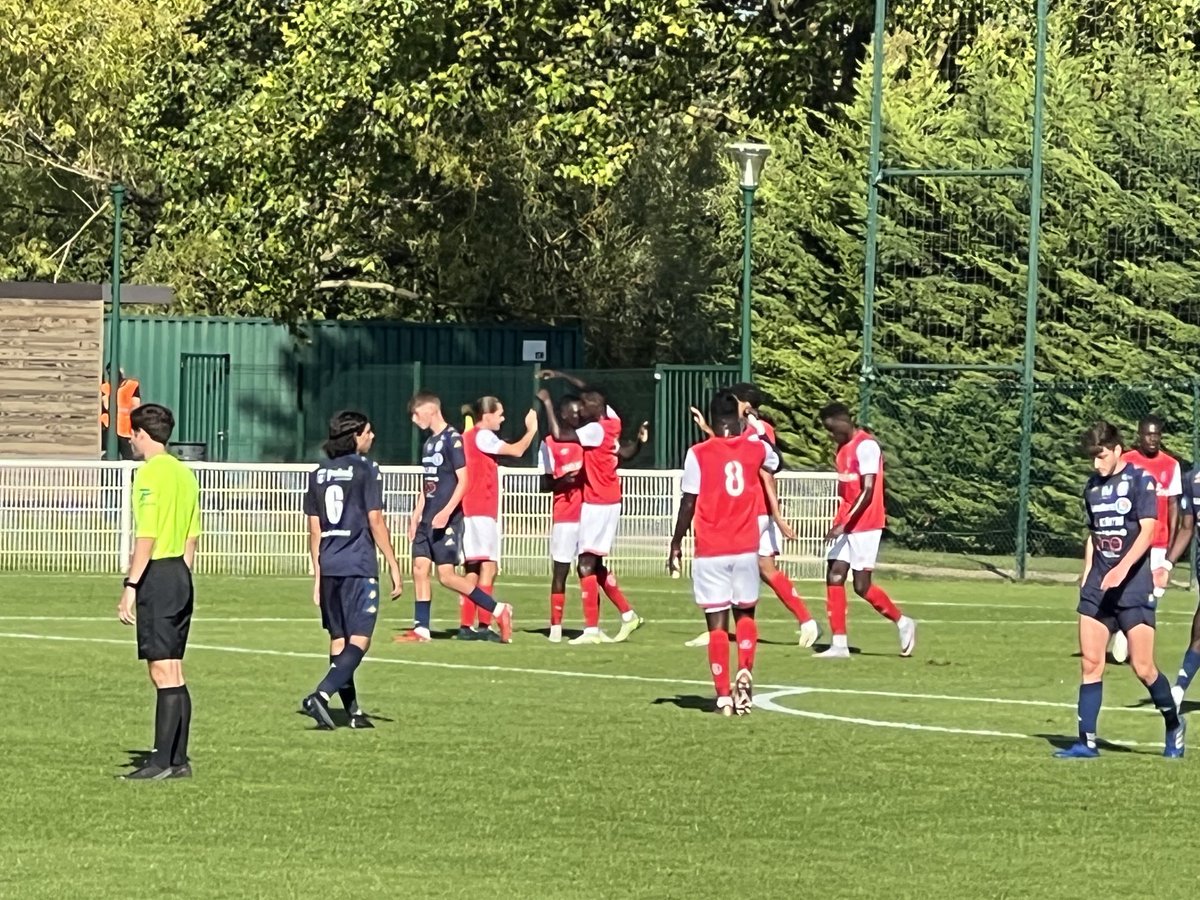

{"left": 869, "top": 374, "right": 1197, "bottom": 571}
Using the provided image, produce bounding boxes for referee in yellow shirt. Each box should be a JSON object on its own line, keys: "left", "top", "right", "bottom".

{"left": 116, "top": 404, "right": 201, "bottom": 781}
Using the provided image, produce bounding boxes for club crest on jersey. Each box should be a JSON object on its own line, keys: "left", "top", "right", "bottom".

{"left": 1115, "top": 497, "right": 1132, "bottom": 515}
{"left": 434, "top": 439, "right": 444, "bottom": 452}
{"left": 1117, "top": 480, "right": 1129, "bottom": 497}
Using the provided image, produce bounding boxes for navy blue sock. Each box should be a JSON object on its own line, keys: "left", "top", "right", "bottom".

{"left": 1147, "top": 672, "right": 1181, "bottom": 730}
{"left": 1077, "top": 682, "right": 1102, "bottom": 748}
{"left": 468, "top": 587, "right": 497, "bottom": 614}
{"left": 414, "top": 600, "right": 432, "bottom": 631}
{"left": 318, "top": 645, "right": 366, "bottom": 698}
{"left": 1177, "top": 648, "right": 1200, "bottom": 690}
{"left": 331, "top": 654, "right": 358, "bottom": 713}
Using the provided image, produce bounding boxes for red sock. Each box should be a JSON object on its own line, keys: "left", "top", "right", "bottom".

{"left": 458, "top": 595, "right": 474, "bottom": 629}
{"left": 476, "top": 587, "right": 493, "bottom": 627}
{"left": 550, "top": 592, "right": 566, "bottom": 626}
{"left": 707, "top": 630, "right": 732, "bottom": 697}
{"left": 580, "top": 575, "right": 601, "bottom": 628}
{"left": 863, "top": 584, "right": 901, "bottom": 622}
{"left": 826, "top": 584, "right": 848, "bottom": 636}
{"left": 766, "top": 570, "right": 811, "bottom": 623}
{"left": 735, "top": 616, "right": 758, "bottom": 673}
{"left": 599, "top": 569, "right": 632, "bottom": 615}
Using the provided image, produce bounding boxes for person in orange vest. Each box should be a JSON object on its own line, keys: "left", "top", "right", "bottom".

{"left": 100, "top": 367, "right": 143, "bottom": 459}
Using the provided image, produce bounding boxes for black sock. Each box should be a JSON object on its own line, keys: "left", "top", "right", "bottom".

{"left": 331, "top": 655, "right": 359, "bottom": 714}
{"left": 152, "top": 687, "right": 184, "bottom": 769}
{"left": 171, "top": 685, "right": 192, "bottom": 767}
{"left": 317, "top": 645, "right": 366, "bottom": 697}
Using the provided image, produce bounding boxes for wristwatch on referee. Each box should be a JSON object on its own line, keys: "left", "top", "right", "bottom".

{"left": 123, "top": 577, "right": 140, "bottom": 591}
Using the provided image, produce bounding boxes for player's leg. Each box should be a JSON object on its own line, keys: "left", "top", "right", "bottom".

{"left": 601, "top": 560, "right": 643, "bottom": 642}
{"left": 694, "top": 556, "right": 735, "bottom": 714}
{"left": 815, "top": 536, "right": 852, "bottom": 658}
{"left": 1124, "top": 611, "right": 1185, "bottom": 758}
{"left": 395, "top": 547, "right": 435, "bottom": 642}
{"left": 473, "top": 560, "right": 501, "bottom": 642}
{"left": 459, "top": 561, "right": 481, "bottom": 639}
{"left": 1054, "top": 610, "right": 1110, "bottom": 758}
{"left": 1172, "top": 599, "right": 1200, "bottom": 709}
{"left": 435, "top": 539, "right": 513, "bottom": 644}
{"left": 573, "top": 504, "right": 621, "bottom": 643}
{"left": 731, "top": 554, "right": 761, "bottom": 715}
{"left": 569, "top": 552, "right": 610, "bottom": 644}
{"left": 310, "top": 576, "right": 380, "bottom": 727}
{"left": 756, "top": 517, "right": 819, "bottom": 647}
{"left": 847, "top": 531, "right": 916, "bottom": 656}
{"left": 125, "top": 560, "right": 193, "bottom": 780}
{"left": 549, "top": 560, "right": 571, "bottom": 642}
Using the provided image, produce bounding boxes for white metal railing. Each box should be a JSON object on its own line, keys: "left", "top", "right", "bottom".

{"left": 0, "top": 460, "right": 840, "bottom": 579}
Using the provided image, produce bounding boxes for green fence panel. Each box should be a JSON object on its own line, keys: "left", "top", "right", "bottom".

{"left": 654, "top": 364, "right": 741, "bottom": 469}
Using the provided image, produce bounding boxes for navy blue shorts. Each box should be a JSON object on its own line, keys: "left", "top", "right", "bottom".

{"left": 1077, "top": 593, "right": 1156, "bottom": 634}
{"left": 411, "top": 516, "right": 465, "bottom": 567}
{"left": 319, "top": 576, "right": 381, "bottom": 639}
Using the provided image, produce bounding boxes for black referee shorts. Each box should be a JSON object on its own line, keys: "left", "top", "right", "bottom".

{"left": 136, "top": 557, "right": 194, "bottom": 661}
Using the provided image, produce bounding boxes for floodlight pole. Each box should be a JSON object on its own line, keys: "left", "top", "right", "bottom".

{"left": 726, "top": 141, "right": 770, "bottom": 385}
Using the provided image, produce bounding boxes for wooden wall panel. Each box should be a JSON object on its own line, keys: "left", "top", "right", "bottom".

{"left": 0, "top": 297, "right": 104, "bottom": 459}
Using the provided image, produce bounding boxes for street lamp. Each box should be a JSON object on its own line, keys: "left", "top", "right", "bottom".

{"left": 726, "top": 140, "right": 770, "bottom": 383}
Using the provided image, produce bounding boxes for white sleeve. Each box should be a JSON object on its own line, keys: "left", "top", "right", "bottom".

{"left": 605, "top": 406, "right": 617, "bottom": 419}
{"left": 475, "top": 429, "right": 504, "bottom": 455}
{"left": 576, "top": 421, "right": 605, "bottom": 448}
{"left": 856, "top": 439, "right": 881, "bottom": 476}
{"left": 1167, "top": 461, "right": 1183, "bottom": 497}
{"left": 537, "top": 441, "right": 551, "bottom": 475}
{"left": 761, "top": 442, "right": 780, "bottom": 474}
{"left": 680, "top": 448, "right": 701, "bottom": 495}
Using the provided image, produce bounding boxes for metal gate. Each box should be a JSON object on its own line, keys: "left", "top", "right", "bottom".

{"left": 654, "top": 364, "right": 740, "bottom": 468}
{"left": 178, "top": 353, "right": 231, "bottom": 461}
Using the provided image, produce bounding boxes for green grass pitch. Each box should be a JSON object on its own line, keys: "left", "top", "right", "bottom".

{"left": 2, "top": 572, "right": 1199, "bottom": 899}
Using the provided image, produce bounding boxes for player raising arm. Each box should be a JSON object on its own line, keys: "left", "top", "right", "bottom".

{"left": 815, "top": 403, "right": 915, "bottom": 659}
{"left": 537, "top": 370, "right": 643, "bottom": 644}
{"left": 670, "top": 391, "right": 780, "bottom": 716}
{"left": 301, "top": 411, "right": 403, "bottom": 730}
{"left": 457, "top": 397, "right": 539, "bottom": 641}
{"left": 397, "top": 391, "right": 513, "bottom": 644}
{"left": 1162, "top": 467, "right": 1200, "bottom": 711}
{"left": 1054, "top": 421, "right": 1184, "bottom": 759}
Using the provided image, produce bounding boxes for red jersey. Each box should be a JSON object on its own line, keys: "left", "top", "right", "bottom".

{"left": 1122, "top": 448, "right": 1182, "bottom": 548}
{"left": 682, "top": 434, "right": 776, "bottom": 557}
{"left": 539, "top": 437, "right": 583, "bottom": 524}
{"left": 834, "top": 429, "right": 886, "bottom": 532}
{"left": 577, "top": 407, "right": 622, "bottom": 505}
{"left": 744, "top": 415, "right": 777, "bottom": 516}
{"left": 462, "top": 426, "right": 503, "bottom": 518}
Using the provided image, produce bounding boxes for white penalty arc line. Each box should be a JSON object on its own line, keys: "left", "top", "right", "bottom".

{"left": 0, "top": 630, "right": 1167, "bottom": 718}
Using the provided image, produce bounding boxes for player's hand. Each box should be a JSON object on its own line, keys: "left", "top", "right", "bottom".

{"left": 535, "top": 388, "right": 551, "bottom": 404}
{"left": 825, "top": 524, "right": 846, "bottom": 543}
{"left": 689, "top": 406, "right": 713, "bottom": 437}
{"left": 431, "top": 509, "right": 450, "bottom": 530}
{"left": 407, "top": 513, "right": 419, "bottom": 542}
{"left": 524, "top": 408, "right": 539, "bottom": 432}
{"left": 667, "top": 543, "right": 682, "bottom": 576}
{"left": 117, "top": 587, "right": 136, "bottom": 625}
{"left": 775, "top": 516, "right": 797, "bottom": 541}
{"left": 537, "top": 369, "right": 558, "bottom": 381}
{"left": 637, "top": 421, "right": 650, "bottom": 443}
{"left": 1100, "top": 568, "right": 1126, "bottom": 591}
{"left": 388, "top": 562, "right": 404, "bottom": 599}
{"left": 312, "top": 579, "right": 321, "bottom": 607}
{"left": 1153, "top": 566, "right": 1170, "bottom": 590}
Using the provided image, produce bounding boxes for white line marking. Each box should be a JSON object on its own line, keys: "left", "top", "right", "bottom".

{"left": 753, "top": 689, "right": 1155, "bottom": 748}
{"left": 0, "top": 631, "right": 1164, "bottom": 716}
{"left": 0, "top": 615, "right": 1097, "bottom": 627}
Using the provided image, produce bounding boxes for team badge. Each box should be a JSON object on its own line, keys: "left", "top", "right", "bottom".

{"left": 1117, "top": 480, "right": 1129, "bottom": 497}
{"left": 1115, "top": 497, "right": 1132, "bottom": 514}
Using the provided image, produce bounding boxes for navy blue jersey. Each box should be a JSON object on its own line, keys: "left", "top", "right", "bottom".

{"left": 420, "top": 425, "right": 466, "bottom": 523}
{"left": 1082, "top": 463, "right": 1158, "bottom": 604}
{"left": 303, "top": 454, "right": 384, "bottom": 577}
{"left": 1180, "top": 468, "right": 1200, "bottom": 573}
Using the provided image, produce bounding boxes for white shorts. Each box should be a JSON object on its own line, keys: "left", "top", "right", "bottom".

{"left": 550, "top": 521, "right": 580, "bottom": 565}
{"left": 579, "top": 503, "right": 620, "bottom": 557}
{"left": 757, "top": 515, "right": 780, "bottom": 558}
{"left": 827, "top": 529, "right": 882, "bottom": 571}
{"left": 1150, "top": 547, "right": 1167, "bottom": 570}
{"left": 693, "top": 553, "right": 761, "bottom": 612}
{"left": 463, "top": 516, "right": 501, "bottom": 563}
